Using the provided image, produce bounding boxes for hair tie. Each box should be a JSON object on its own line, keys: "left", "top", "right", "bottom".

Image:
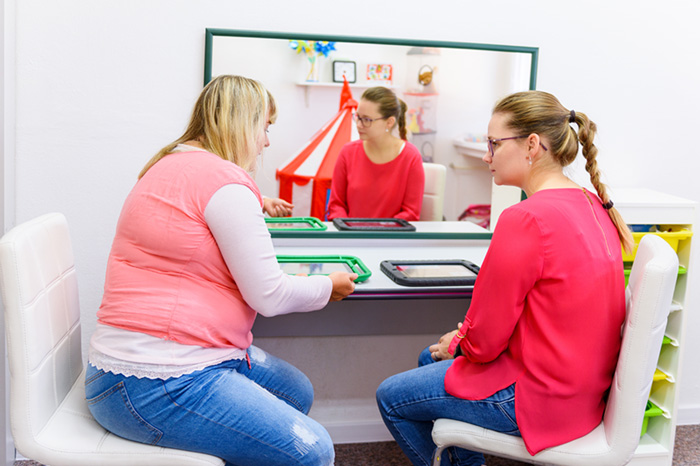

{"left": 569, "top": 110, "right": 576, "bottom": 123}
{"left": 602, "top": 200, "right": 614, "bottom": 210}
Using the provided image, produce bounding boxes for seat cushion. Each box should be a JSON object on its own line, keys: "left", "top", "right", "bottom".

{"left": 27, "top": 368, "right": 224, "bottom": 466}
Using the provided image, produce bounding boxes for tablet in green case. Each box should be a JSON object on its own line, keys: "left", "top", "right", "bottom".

{"left": 277, "top": 255, "right": 372, "bottom": 283}
{"left": 265, "top": 217, "right": 327, "bottom": 231}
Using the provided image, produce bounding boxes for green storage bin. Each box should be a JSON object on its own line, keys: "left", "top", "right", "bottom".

{"left": 641, "top": 401, "right": 664, "bottom": 437}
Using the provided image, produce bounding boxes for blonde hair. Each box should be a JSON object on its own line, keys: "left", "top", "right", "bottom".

{"left": 361, "top": 87, "right": 408, "bottom": 140}
{"left": 493, "top": 90, "right": 633, "bottom": 253}
{"left": 139, "top": 75, "right": 277, "bottom": 178}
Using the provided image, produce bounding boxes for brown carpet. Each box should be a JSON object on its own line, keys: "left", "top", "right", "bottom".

{"left": 14, "top": 424, "right": 700, "bottom": 465}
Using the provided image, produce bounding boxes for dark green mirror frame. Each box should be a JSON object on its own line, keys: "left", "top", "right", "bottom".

{"left": 203, "top": 29, "right": 538, "bottom": 89}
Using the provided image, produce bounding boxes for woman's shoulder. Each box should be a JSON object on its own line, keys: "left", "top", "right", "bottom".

{"left": 163, "top": 151, "right": 254, "bottom": 183}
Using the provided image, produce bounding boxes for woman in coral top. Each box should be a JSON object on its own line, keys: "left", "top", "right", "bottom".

{"left": 376, "top": 91, "right": 634, "bottom": 466}
{"left": 327, "top": 86, "right": 425, "bottom": 220}
{"left": 85, "top": 75, "right": 357, "bottom": 466}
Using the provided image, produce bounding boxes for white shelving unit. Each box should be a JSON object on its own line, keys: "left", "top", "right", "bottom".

{"left": 452, "top": 139, "right": 521, "bottom": 229}
{"left": 615, "top": 188, "right": 697, "bottom": 466}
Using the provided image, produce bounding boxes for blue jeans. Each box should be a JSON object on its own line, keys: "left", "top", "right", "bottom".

{"left": 376, "top": 347, "right": 520, "bottom": 466}
{"left": 85, "top": 346, "right": 333, "bottom": 466}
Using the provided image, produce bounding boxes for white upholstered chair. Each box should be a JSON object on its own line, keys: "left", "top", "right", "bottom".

{"left": 420, "top": 163, "right": 447, "bottom": 221}
{"left": 431, "top": 234, "right": 679, "bottom": 466}
{"left": 0, "top": 213, "right": 224, "bottom": 466}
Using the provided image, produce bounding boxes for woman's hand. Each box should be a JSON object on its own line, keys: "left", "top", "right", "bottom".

{"left": 263, "top": 197, "right": 294, "bottom": 217}
{"left": 429, "top": 323, "right": 463, "bottom": 361}
{"left": 328, "top": 271, "right": 358, "bottom": 301}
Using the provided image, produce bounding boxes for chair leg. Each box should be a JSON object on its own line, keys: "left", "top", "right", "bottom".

{"left": 432, "top": 445, "right": 446, "bottom": 466}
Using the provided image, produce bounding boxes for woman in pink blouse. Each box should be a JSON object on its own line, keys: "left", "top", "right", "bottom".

{"left": 327, "top": 86, "right": 425, "bottom": 220}
{"left": 377, "top": 91, "right": 633, "bottom": 466}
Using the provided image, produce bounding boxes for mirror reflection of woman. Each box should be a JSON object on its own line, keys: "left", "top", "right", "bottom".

{"left": 327, "top": 87, "right": 425, "bottom": 220}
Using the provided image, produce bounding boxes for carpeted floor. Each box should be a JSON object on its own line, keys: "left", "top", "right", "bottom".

{"left": 13, "top": 424, "right": 700, "bottom": 465}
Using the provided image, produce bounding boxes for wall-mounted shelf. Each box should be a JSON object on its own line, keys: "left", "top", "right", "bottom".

{"left": 296, "top": 81, "right": 396, "bottom": 106}
{"left": 296, "top": 81, "right": 393, "bottom": 88}
{"left": 453, "top": 139, "right": 487, "bottom": 159}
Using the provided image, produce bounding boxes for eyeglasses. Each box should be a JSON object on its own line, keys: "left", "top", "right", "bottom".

{"left": 353, "top": 113, "right": 388, "bottom": 127}
{"left": 486, "top": 135, "right": 548, "bottom": 158}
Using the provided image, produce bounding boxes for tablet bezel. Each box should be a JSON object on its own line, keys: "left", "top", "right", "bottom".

{"left": 332, "top": 217, "right": 416, "bottom": 231}
{"left": 379, "top": 259, "right": 480, "bottom": 287}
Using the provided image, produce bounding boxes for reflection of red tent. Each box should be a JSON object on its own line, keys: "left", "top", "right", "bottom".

{"left": 276, "top": 79, "right": 358, "bottom": 219}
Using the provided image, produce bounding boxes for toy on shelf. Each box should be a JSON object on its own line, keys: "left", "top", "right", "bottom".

{"left": 404, "top": 47, "right": 441, "bottom": 162}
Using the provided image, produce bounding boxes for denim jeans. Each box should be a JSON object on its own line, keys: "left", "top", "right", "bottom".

{"left": 85, "top": 345, "right": 334, "bottom": 466}
{"left": 376, "top": 347, "right": 520, "bottom": 466}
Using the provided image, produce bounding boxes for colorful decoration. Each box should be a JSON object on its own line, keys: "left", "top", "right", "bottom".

{"left": 289, "top": 40, "right": 337, "bottom": 82}
{"left": 366, "top": 64, "right": 393, "bottom": 83}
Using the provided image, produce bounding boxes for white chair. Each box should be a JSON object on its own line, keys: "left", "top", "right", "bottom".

{"left": 0, "top": 213, "right": 224, "bottom": 466}
{"left": 420, "top": 163, "right": 447, "bottom": 221}
{"left": 431, "top": 234, "right": 679, "bottom": 466}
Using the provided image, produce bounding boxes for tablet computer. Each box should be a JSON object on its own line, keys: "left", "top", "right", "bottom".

{"left": 380, "top": 259, "right": 479, "bottom": 287}
{"left": 332, "top": 217, "right": 416, "bottom": 231}
{"left": 277, "top": 255, "right": 372, "bottom": 283}
{"left": 265, "top": 217, "right": 327, "bottom": 231}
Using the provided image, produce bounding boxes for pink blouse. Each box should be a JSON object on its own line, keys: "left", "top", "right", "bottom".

{"left": 327, "top": 140, "right": 424, "bottom": 220}
{"left": 445, "top": 188, "right": 626, "bottom": 455}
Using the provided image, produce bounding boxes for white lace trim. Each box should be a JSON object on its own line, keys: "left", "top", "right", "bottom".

{"left": 88, "top": 347, "right": 245, "bottom": 380}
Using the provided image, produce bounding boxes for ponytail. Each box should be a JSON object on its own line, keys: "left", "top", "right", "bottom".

{"left": 574, "top": 112, "right": 634, "bottom": 253}
{"left": 397, "top": 99, "right": 408, "bottom": 140}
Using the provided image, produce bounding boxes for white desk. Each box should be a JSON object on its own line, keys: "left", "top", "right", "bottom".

{"left": 255, "top": 221, "right": 493, "bottom": 442}
{"left": 255, "top": 221, "right": 491, "bottom": 337}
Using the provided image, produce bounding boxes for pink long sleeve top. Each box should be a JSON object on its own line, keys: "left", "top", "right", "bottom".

{"left": 445, "top": 188, "right": 626, "bottom": 455}
{"left": 327, "top": 140, "right": 425, "bottom": 220}
{"left": 97, "top": 150, "right": 331, "bottom": 353}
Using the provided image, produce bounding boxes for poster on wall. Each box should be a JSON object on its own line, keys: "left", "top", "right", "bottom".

{"left": 366, "top": 64, "right": 393, "bottom": 84}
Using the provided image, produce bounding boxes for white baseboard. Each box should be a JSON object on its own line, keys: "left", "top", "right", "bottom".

{"left": 677, "top": 404, "right": 700, "bottom": 425}
{"left": 309, "top": 398, "right": 392, "bottom": 444}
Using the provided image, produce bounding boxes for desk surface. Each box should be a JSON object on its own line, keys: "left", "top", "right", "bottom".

{"left": 269, "top": 220, "right": 493, "bottom": 240}
{"left": 272, "top": 221, "right": 491, "bottom": 299}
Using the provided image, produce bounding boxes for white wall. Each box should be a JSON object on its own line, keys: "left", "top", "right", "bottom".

{"left": 7, "top": 0, "right": 700, "bottom": 424}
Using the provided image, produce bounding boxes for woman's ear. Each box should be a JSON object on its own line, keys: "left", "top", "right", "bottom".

{"left": 527, "top": 133, "right": 542, "bottom": 154}
{"left": 385, "top": 116, "right": 396, "bottom": 131}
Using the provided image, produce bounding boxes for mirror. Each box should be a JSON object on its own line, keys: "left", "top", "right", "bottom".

{"left": 204, "top": 29, "right": 538, "bottom": 221}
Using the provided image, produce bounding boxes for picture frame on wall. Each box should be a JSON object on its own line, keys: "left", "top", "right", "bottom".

{"left": 333, "top": 60, "right": 357, "bottom": 83}
{"left": 366, "top": 63, "right": 393, "bottom": 84}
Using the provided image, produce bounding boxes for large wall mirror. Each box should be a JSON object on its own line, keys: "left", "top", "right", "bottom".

{"left": 204, "top": 29, "right": 538, "bottom": 221}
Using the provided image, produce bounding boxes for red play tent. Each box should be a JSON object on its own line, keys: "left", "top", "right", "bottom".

{"left": 276, "top": 79, "right": 358, "bottom": 219}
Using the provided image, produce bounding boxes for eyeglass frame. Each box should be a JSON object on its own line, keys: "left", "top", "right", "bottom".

{"left": 353, "top": 113, "right": 389, "bottom": 127}
{"left": 486, "top": 135, "right": 548, "bottom": 158}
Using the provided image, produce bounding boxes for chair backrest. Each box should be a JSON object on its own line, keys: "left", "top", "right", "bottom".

{"left": 0, "top": 213, "right": 83, "bottom": 450}
{"left": 603, "top": 234, "right": 678, "bottom": 462}
{"left": 420, "top": 163, "right": 446, "bottom": 221}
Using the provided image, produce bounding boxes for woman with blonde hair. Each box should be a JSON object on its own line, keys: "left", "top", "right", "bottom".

{"left": 377, "top": 90, "right": 632, "bottom": 466}
{"left": 327, "top": 86, "right": 425, "bottom": 220}
{"left": 86, "top": 75, "right": 356, "bottom": 466}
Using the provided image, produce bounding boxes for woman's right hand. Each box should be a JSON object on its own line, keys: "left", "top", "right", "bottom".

{"left": 328, "top": 272, "right": 358, "bottom": 301}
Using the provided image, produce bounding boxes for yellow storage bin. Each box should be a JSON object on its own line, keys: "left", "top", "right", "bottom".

{"left": 653, "top": 368, "right": 669, "bottom": 382}
{"left": 622, "top": 228, "right": 692, "bottom": 262}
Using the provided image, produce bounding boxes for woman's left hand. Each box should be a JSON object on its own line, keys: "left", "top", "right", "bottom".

{"left": 263, "top": 197, "right": 294, "bottom": 217}
{"left": 429, "top": 323, "right": 463, "bottom": 361}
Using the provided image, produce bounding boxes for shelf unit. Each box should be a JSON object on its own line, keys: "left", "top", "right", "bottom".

{"left": 615, "top": 188, "right": 697, "bottom": 466}
{"left": 296, "top": 81, "right": 395, "bottom": 106}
